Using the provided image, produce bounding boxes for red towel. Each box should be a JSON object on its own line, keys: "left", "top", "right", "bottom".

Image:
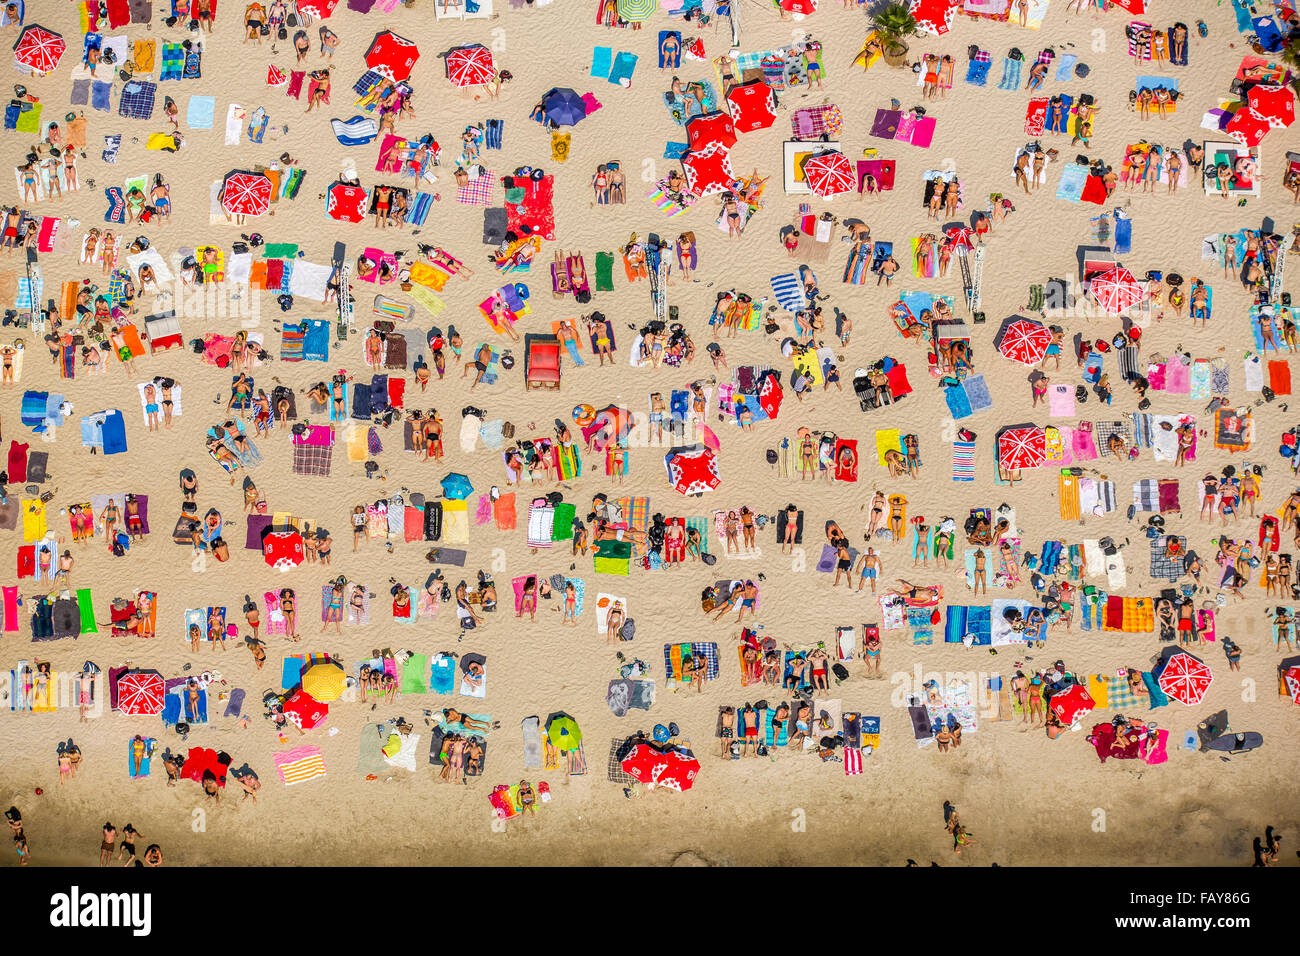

{"left": 1081, "top": 175, "right": 1109, "bottom": 205}
{"left": 1269, "top": 360, "right": 1292, "bottom": 395}
{"left": 106, "top": 0, "right": 131, "bottom": 28}
{"left": 387, "top": 377, "right": 405, "bottom": 409}
{"left": 494, "top": 493, "right": 517, "bottom": 530}
{"left": 287, "top": 70, "right": 305, "bottom": 99}
{"left": 403, "top": 506, "right": 422, "bottom": 543}
{"left": 8, "top": 440, "right": 28, "bottom": 483}
{"left": 16, "top": 545, "right": 34, "bottom": 579}
{"left": 264, "top": 259, "right": 285, "bottom": 288}
{"left": 886, "top": 364, "right": 912, "bottom": 398}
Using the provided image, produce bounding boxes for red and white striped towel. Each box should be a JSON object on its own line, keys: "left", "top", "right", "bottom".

{"left": 844, "top": 747, "right": 862, "bottom": 776}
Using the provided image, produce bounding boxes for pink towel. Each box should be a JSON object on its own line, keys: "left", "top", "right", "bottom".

{"left": 581, "top": 92, "right": 602, "bottom": 114}
{"left": 1141, "top": 728, "right": 1169, "bottom": 765}
{"left": 1071, "top": 427, "right": 1098, "bottom": 460}
{"left": 2, "top": 585, "right": 16, "bottom": 632}
{"left": 1146, "top": 362, "right": 1166, "bottom": 390}
{"left": 1048, "top": 384, "right": 1075, "bottom": 417}
{"left": 1165, "top": 358, "right": 1191, "bottom": 393}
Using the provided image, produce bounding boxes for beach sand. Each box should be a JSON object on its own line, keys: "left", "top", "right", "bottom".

{"left": 1, "top": 2, "right": 1298, "bottom": 867}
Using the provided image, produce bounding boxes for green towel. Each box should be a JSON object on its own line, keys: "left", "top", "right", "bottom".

{"left": 400, "top": 653, "right": 428, "bottom": 695}
{"left": 551, "top": 502, "right": 576, "bottom": 541}
{"left": 15, "top": 103, "right": 41, "bottom": 135}
{"left": 593, "top": 555, "right": 629, "bottom": 576}
{"left": 595, "top": 252, "right": 614, "bottom": 291}
{"left": 262, "top": 243, "right": 300, "bottom": 259}
{"left": 77, "top": 589, "right": 98, "bottom": 634}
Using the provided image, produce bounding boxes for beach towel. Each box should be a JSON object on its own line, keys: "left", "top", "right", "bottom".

{"left": 275, "top": 746, "right": 326, "bottom": 785}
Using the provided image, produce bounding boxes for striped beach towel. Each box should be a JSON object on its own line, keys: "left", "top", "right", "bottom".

{"left": 952, "top": 441, "right": 975, "bottom": 481}
{"left": 280, "top": 324, "right": 305, "bottom": 362}
{"left": 769, "top": 273, "right": 807, "bottom": 312}
{"left": 844, "top": 746, "right": 862, "bottom": 776}
{"left": 275, "top": 746, "right": 327, "bottom": 785}
{"left": 664, "top": 642, "right": 719, "bottom": 681}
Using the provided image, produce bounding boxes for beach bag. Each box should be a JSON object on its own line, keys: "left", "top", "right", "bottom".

{"left": 278, "top": 27, "right": 288, "bottom": 40}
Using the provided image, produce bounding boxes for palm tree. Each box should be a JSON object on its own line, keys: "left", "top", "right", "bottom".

{"left": 1280, "top": 41, "right": 1300, "bottom": 95}
{"left": 872, "top": 2, "right": 918, "bottom": 67}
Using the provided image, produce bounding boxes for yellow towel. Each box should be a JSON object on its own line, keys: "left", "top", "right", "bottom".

{"left": 1088, "top": 674, "right": 1110, "bottom": 710}
{"left": 874, "top": 428, "right": 902, "bottom": 466}
{"left": 133, "top": 40, "right": 156, "bottom": 74}
{"left": 347, "top": 429, "right": 368, "bottom": 463}
{"left": 550, "top": 132, "right": 571, "bottom": 163}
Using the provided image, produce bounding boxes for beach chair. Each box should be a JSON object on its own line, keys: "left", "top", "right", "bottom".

{"left": 524, "top": 333, "right": 561, "bottom": 392}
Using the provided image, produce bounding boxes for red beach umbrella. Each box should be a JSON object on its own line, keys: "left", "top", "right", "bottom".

{"left": 13, "top": 25, "right": 66, "bottom": 76}
{"left": 780, "top": 0, "right": 817, "bottom": 15}
{"left": 997, "top": 427, "right": 1046, "bottom": 470}
{"left": 620, "top": 743, "right": 700, "bottom": 792}
{"left": 1089, "top": 265, "right": 1144, "bottom": 314}
{"left": 681, "top": 143, "right": 734, "bottom": 197}
{"left": 282, "top": 688, "right": 329, "bottom": 729}
{"left": 726, "top": 80, "right": 777, "bottom": 132}
{"left": 1050, "top": 684, "right": 1095, "bottom": 726}
{"left": 995, "top": 317, "right": 1053, "bottom": 365}
{"left": 1224, "top": 107, "right": 1271, "bottom": 147}
{"left": 445, "top": 45, "right": 495, "bottom": 88}
{"left": 297, "top": 0, "right": 340, "bottom": 16}
{"left": 685, "top": 111, "right": 737, "bottom": 150}
{"left": 665, "top": 444, "right": 720, "bottom": 495}
{"left": 1157, "top": 652, "right": 1213, "bottom": 706}
{"left": 1284, "top": 665, "right": 1300, "bottom": 704}
{"left": 802, "top": 151, "right": 855, "bottom": 198}
{"left": 326, "top": 181, "right": 370, "bottom": 223}
{"left": 366, "top": 30, "right": 421, "bottom": 82}
{"left": 221, "top": 172, "right": 273, "bottom": 217}
{"left": 910, "top": 0, "right": 957, "bottom": 34}
{"left": 1247, "top": 83, "right": 1295, "bottom": 128}
{"left": 117, "top": 670, "right": 164, "bottom": 716}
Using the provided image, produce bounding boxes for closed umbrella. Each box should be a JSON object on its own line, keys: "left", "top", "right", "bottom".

{"left": 221, "top": 171, "right": 274, "bottom": 218}
{"left": 1089, "top": 265, "right": 1144, "bottom": 314}
{"left": 681, "top": 143, "right": 734, "bottom": 197}
{"left": 997, "top": 427, "right": 1046, "bottom": 470}
{"left": 365, "top": 30, "right": 421, "bottom": 82}
{"left": 541, "top": 87, "right": 588, "bottom": 127}
{"left": 665, "top": 444, "right": 720, "bottom": 495}
{"left": 13, "top": 25, "right": 66, "bottom": 76}
{"left": 995, "top": 316, "right": 1053, "bottom": 365}
{"left": 1157, "top": 651, "right": 1213, "bottom": 706}
{"left": 544, "top": 711, "right": 583, "bottom": 751}
{"left": 301, "top": 661, "right": 346, "bottom": 703}
{"left": 802, "top": 151, "right": 855, "bottom": 198}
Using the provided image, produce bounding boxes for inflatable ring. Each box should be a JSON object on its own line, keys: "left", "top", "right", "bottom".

{"left": 531, "top": 168, "right": 545, "bottom": 182}
{"left": 199, "top": 670, "right": 214, "bottom": 685}
{"left": 573, "top": 403, "right": 595, "bottom": 426}
{"left": 514, "top": 283, "right": 530, "bottom": 299}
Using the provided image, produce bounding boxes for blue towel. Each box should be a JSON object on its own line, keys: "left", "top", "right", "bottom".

{"left": 997, "top": 58, "right": 1022, "bottom": 90}
{"left": 430, "top": 654, "right": 455, "bottom": 694}
{"left": 1054, "top": 54, "right": 1077, "bottom": 82}
{"left": 965, "top": 59, "right": 990, "bottom": 86}
{"left": 102, "top": 410, "right": 127, "bottom": 455}
{"left": 609, "top": 51, "right": 638, "bottom": 86}
{"left": 331, "top": 115, "right": 379, "bottom": 146}
{"left": 223, "top": 688, "right": 245, "bottom": 718}
{"left": 281, "top": 657, "right": 304, "bottom": 690}
{"left": 945, "top": 383, "right": 972, "bottom": 420}
{"left": 591, "top": 46, "right": 613, "bottom": 79}
{"left": 369, "top": 374, "right": 388, "bottom": 410}
{"left": 186, "top": 95, "right": 215, "bottom": 129}
{"left": 1136, "top": 75, "right": 1178, "bottom": 92}
{"left": 664, "top": 141, "right": 689, "bottom": 159}
{"left": 1113, "top": 213, "right": 1132, "bottom": 255}
{"left": 1055, "top": 163, "right": 1088, "bottom": 202}
{"left": 302, "top": 319, "right": 330, "bottom": 362}
{"left": 91, "top": 81, "right": 113, "bottom": 112}
{"left": 1253, "top": 16, "right": 1283, "bottom": 52}
{"left": 963, "top": 374, "right": 993, "bottom": 412}
{"left": 351, "top": 383, "right": 373, "bottom": 420}
{"left": 71, "top": 78, "right": 91, "bottom": 106}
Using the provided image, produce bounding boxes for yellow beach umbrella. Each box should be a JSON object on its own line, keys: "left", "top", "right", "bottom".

{"left": 301, "top": 661, "right": 347, "bottom": 703}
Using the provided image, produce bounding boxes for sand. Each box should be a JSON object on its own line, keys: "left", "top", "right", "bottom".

{"left": 1, "top": 1, "right": 1298, "bottom": 867}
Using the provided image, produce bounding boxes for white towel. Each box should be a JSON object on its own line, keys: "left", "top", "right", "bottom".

{"left": 1150, "top": 415, "right": 1182, "bottom": 462}
{"left": 1244, "top": 355, "right": 1264, "bottom": 392}
{"left": 288, "top": 261, "right": 334, "bottom": 302}
{"left": 381, "top": 732, "right": 420, "bottom": 771}
{"left": 459, "top": 413, "right": 481, "bottom": 453}
{"left": 137, "top": 380, "right": 181, "bottom": 425}
{"left": 225, "top": 104, "right": 246, "bottom": 147}
{"left": 126, "top": 247, "right": 174, "bottom": 284}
